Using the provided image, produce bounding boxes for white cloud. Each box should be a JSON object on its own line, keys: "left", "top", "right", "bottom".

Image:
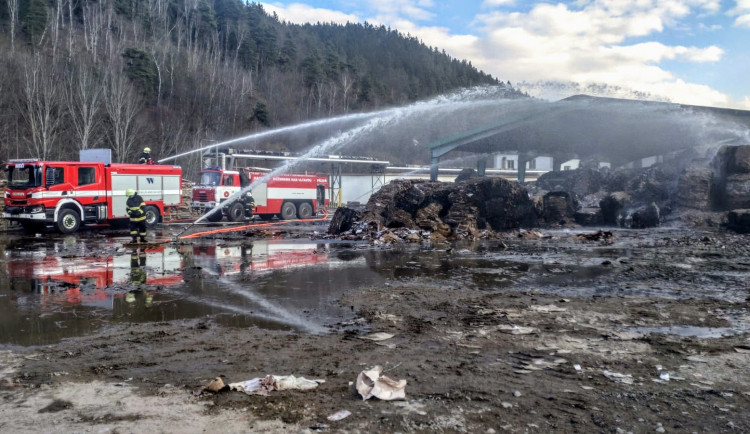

{"left": 730, "top": 0, "right": 750, "bottom": 25}
{"left": 613, "top": 42, "right": 723, "bottom": 63}
{"left": 697, "top": 0, "right": 722, "bottom": 13}
{"left": 263, "top": 1, "right": 746, "bottom": 109}
{"left": 481, "top": 0, "right": 516, "bottom": 6}
{"left": 261, "top": 2, "right": 360, "bottom": 25}
{"left": 734, "top": 14, "right": 750, "bottom": 27}
{"left": 444, "top": 1, "right": 734, "bottom": 107}
{"left": 366, "top": 0, "right": 435, "bottom": 22}
{"left": 731, "top": 0, "right": 750, "bottom": 11}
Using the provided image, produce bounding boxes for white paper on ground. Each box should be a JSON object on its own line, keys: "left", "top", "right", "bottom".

{"left": 229, "top": 375, "right": 324, "bottom": 395}
{"left": 356, "top": 365, "right": 407, "bottom": 401}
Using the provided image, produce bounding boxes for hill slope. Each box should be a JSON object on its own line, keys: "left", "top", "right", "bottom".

{"left": 0, "top": 0, "right": 523, "bottom": 169}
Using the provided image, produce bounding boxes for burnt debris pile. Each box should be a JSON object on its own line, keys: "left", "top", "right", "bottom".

{"left": 712, "top": 145, "right": 750, "bottom": 233}
{"left": 328, "top": 178, "right": 536, "bottom": 242}
{"left": 533, "top": 144, "right": 750, "bottom": 232}
{"left": 329, "top": 145, "right": 750, "bottom": 241}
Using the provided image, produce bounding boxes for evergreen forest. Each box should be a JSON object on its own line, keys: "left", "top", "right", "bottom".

{"left": 0, "top": 0, "right": 523, "bottom": 172}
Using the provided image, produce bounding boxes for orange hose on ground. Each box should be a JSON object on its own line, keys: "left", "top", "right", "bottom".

{"left": 179, "top": 208, "right": 329, "bottom": 240}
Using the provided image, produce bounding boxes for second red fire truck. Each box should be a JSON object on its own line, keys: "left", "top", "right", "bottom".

{"left": 191, "top": 167, "right": 329, "bottom": 222}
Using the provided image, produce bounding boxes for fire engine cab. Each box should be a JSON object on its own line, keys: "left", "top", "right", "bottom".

{"left": 3, "top": 159, "right": 182, "bottom": 233}
{"left": 192, "top": 167, "right": 329, "bottom": 222}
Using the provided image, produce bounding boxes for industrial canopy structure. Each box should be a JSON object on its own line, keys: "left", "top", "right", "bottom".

{"left": 425, "top": 95, "right": 750, "bottom": 181}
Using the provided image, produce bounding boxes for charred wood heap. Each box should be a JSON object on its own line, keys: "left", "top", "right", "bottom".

{"left": 329, "top": 178, "right": 536, "bottom": 241}
{"left": 330, "top": 144, "right": 750, "bottom": 240}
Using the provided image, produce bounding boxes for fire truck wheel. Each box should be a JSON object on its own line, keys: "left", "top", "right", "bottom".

{"left": 144, "top": 206, "right": 160, "bottom": 228}
{"left": 227, "top": 202, "right": 245, "bottom": 222}
{"left": 280, "top": 202, "right": 297, "bottom": 220}
{"left": 57, "top": 209, "right": 81, "bottom": 234}
{"left": 297, "top": 202, "right": 313, "bottom": 219}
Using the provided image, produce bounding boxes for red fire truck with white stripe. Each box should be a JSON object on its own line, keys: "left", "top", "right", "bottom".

{"left": 3, "top": 159, "right": 182, "bottom": 233}
{"left": 191, "top": 167, "right": 329, "bottom": 222}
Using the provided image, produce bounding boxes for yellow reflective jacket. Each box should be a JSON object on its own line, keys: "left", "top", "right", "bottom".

{"left": 126, "top": 194, "right": 146, "bottom": 221}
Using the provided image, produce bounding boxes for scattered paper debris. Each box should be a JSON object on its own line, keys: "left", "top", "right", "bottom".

{"left": 530, "top": 304, "right": 567, "bottom": 313}
{"left": 356, "top": 366, "right": 407, "bottom": 401}
{"left": 374, "top": 312, "right": 402, "bottom": 323}
{"left": 603, "top": 370, "right": 634, "bottom": 384}
{"left": 610, "top": 331, "right": 641, "bottom": 341}
{"left": 497, "top": 325, "right": 537, "bottom": 335}
{"left": 327, "top": 410, "right": 352, "bottom": 421}
{"left": 193, "top": 377, "right": 227, "bottom": 395}
{"left": 521, "top": 358, "right": 568, "bottom": 371}
{"left": 361, "top": 332, "right": 395, "bottom": 342}
{"left": 376, "top": 342, "right": 397, "bottom": 349}
{"left": 517, "top": 230, "right": 545, "bottom": 239}
{"left": 229, "top": 375, "right": 324, "bottom": 396}
{"left": 205, "top": 377, "right": 226, "bottom": 393}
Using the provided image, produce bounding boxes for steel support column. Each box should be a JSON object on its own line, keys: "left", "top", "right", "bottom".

{"left": 330, "top": 163, "right": 343, "bottom": 208}
{"left": 430, "top": 155, "right": 439, "bottom": 181}
{"left": 371, "top": 164, "right": 386, "bottom": 194}
{"left": 517, "top": 158, "right": 527, "bottom": 183}
{"left": 477, "top": 157, "right": 487, "bottom": 177}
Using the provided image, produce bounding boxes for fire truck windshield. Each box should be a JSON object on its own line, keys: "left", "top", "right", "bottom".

{"left": 199, "top": 171, "right": 222, "bottom": 186}
{"left": 6, "top": 164, "right": 43, "bottom": 189}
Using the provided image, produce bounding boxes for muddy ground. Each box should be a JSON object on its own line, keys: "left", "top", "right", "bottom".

{"left": 1, "top": 217, "right": 750, "bottom": 433}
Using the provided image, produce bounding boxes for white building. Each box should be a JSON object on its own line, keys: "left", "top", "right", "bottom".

{"left": 559, "top": 158, "right": 580, "bottom": 170}
{"left": 493, "top": 153, "right": 555, "bottom": 171}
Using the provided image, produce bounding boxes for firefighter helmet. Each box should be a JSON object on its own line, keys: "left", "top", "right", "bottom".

{"left": 144, "top": 147, "right": 151, "bottom": 153}
{"left": 126, "top": 188, "right": 135, "bottom": 197}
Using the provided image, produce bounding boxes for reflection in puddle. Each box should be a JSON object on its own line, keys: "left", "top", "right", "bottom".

{"left": 3, "top": 228, "right": 747, "bottom": 346}
{"left": 0, "top": 237, "right": 382, "bottom": 345}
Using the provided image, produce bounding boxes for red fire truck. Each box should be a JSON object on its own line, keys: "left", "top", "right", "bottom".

{"left": 191, "top": 240, "right": 329, "bottom": 276}
{"left": 3, "top": 159, "right": 182, "bottom": 233}
{"left": 191, "top": 168, "right": 329, "bottom": 222}
{"left": 9, "top": 245, "right": 184, "bottom": 293}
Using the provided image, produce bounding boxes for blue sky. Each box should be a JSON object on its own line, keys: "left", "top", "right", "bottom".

{"left": 260, "top": 0, "right": 750, "bottom": 109}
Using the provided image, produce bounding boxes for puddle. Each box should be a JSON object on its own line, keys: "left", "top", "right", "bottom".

{"left": 1, "top": 226, "right": 748, "bottom": 345}
{"left": 0, "top": 236, "right": 385, "bottom": 345}
{"left": 0, "top": 235, "right": 537, "bottom": 346}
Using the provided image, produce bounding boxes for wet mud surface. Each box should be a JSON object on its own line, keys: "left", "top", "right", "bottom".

{"left": 1, "top": 222, "right": 750, "bottom": 432}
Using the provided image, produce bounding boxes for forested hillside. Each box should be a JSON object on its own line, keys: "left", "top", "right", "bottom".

{"left": 0, "top": 0, "right": 521, "bottom": 169}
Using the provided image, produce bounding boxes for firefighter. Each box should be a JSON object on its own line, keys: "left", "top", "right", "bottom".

{"left": 129, "top": 248, "right": 147, "bottom": 285}
{"left": 239, "top": 169, "right": 250, "bottom": 188}
{"left": 138, "top": 147, "right": 154, "bottom": 165}
{"left": 242, "top": 191, "right": 255, "bottom": 217}
{"left": 238, "top": 169, "right": 255, "bottom": 217}
{"left": 126, "top": 188, "right": 148, "bottom": 243}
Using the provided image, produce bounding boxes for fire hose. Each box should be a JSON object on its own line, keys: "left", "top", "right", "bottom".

{"left": 176, "top": 208, "right": 329, "bottom": 240}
